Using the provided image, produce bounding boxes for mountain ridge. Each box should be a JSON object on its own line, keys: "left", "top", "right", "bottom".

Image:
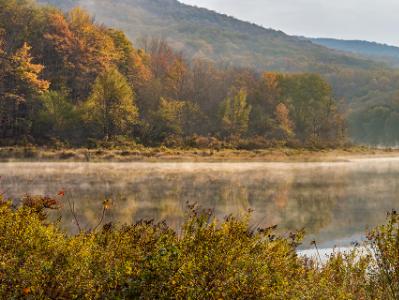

{"left": 310, "top": 38, "right": 399, "bottom": 67}
{"left": 38, "top": 0, "right": 383, "bottom": 73}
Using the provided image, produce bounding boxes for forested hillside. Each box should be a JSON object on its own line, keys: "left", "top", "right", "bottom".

{"left": 310, "top": 38, "right": 399, "bottom": 67}
{"left": 36, "top": 0, "right": 399, "bottom": 146}
{"left": 0, "top": 0, "right": 347, "bottom": 149}
{"left": 38, "top": 0, "right": 382, "bottom": 73}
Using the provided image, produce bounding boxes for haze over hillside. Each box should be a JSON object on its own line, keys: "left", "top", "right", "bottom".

{"left": 39, "top": 0, "right": 382, "bottom": 73}
{"left": 310, "top": 38, "right": 399, "bottom": 67}
{"left": 38, "top": 0, "right": 399, "bottom": 144}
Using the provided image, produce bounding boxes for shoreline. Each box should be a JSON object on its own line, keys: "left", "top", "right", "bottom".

{"left": 1, "top": 146, "right": 399, "bottom": 163}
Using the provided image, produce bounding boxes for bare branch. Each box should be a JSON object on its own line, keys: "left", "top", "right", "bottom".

{"left": 92, "top": 206, "right": 106, "bottom": 232}
{"left": 67, "top": 198, "right": 82, "bottom": 233}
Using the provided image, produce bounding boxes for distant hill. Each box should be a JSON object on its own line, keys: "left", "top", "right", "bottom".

{"left": 310, "top": 38, "right": 399, "bottom": 67}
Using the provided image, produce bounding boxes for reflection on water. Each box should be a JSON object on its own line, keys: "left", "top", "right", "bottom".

{"left": 1, "top": 158, "right": 399, "bottom": 249}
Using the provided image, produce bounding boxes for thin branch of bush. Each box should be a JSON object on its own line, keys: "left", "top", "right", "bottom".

{"left": 92, "top": 199, "right": 112, "bottom": 232}
{"left": 311, "top": 239, "right": 322, "bottom": 265}
{"left": 58, "top": 190, "right": 111, "bottom": 233}
{"left": 65, "top": 197, "right": 82, "bottom": 233}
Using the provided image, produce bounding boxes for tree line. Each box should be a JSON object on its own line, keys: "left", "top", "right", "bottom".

{"left": 0, "top": 0, "right": 346, "bottom": 149}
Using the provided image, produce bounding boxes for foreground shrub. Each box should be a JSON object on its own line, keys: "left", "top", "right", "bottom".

{"left": 0, "top": 197, "right": 397, "bottom": 299}
{"left": 367, "top": 211, "right": 399, "bottom": 299}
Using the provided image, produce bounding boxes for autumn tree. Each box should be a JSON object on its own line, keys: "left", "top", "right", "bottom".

{"left": 191, "top": 60, "right": 221, "bottom": 110}
{"left": 41, "top": 10, "right": 77, "bottom": 93}
{"left": 42, "top": 7, "right": 120, "bottom": 102}
{"left": 107, "top": 29, "right": 152, "bottom": 89}
{"left": 220, "top": 88, "right": 252, "bottom": 137}
{"left": 274, "top": 103, "right": 294, "bottom": 139}
{"left": 164, "top": 55, "right": 190, "bottom": 100}
{"left": 249, "top": 72, "right": 283, "bottom": 136}
{"left": 280, "top": 74, "right": 344, "bottom": 144}
{"left": 142, "top": 38, "right": 190, "bottom": 99}
{"left": 84, "top": 67, "right": 139, "bottom": 140}
{"left": 12, "top": 43, "right": 50, "bottom": 94}
{"left": 142, "top": 37, "right": 175, "bottom": 80}
{"left": 69, "top": 8, "right": 120, "bottom": 99}
{"left": 0, "top": 0, "right": 349, "bottom": 148}
{"left": 190, "top": 60, "right": 229, "bottom": 133}
{"left": 0, "top": 0, "right": 46, "bottom": 53}
{"left": 0, "top": 42, "right": 49, "bottom": 139}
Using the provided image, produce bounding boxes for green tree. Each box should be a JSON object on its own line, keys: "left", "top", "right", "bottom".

{"left": 220, "top": 88, "right": 252, "bottom": 137}
{"left": 280, "top": 74, "right": 344, "bottom": 144}
{"left": 33, "top": 91, "right": 81, "bottom": 143}
{"left": 85, "top": 67, "right": 139, "bottom": 140}
{"left": 147, "top": 97, "right": 205, "bottom": 145}
{"left": 157, "top": 97, "right": 186, "bottom": 136}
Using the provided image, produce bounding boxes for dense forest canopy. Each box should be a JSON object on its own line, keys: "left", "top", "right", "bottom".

{"left": 0, "top": 0, "right": 387, "bottom": 148}
{"left": 35, "top": 0, "right": 399, "bottom": 146}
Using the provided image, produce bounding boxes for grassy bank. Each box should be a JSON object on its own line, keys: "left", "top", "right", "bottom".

{"left": 1, "top": 195, "right": 399, "bottom": 299}
{"left": 0, "top": 146, "right": 398, "bottom": 162}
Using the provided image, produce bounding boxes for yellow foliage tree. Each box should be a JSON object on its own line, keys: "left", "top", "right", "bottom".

{"left": 12, "top": 42, "right": 50, "bottom": 93}
{"left": 220, "top": 88, "right": 252, "bottom": 137}
{"left": 85, "top": 67, "right": 139, "bottom": 140}
{"left": 274, "top": 103, "right": 294, "bottom": 138}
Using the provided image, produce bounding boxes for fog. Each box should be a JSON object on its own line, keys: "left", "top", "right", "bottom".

{"left": 1, "top": 158, "right": 399, "bottom": 249}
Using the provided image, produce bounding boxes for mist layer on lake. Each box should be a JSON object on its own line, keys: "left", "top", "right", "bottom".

{"left": 1, "top": 158, "right": 398, "bottom": 249}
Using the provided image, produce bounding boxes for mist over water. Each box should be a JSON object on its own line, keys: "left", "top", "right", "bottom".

{"left": 1, "top": 158, "right": 399, "bottom": 249}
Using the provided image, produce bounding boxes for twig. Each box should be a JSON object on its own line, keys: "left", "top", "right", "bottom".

{"left": 93, "top": 206, "right": 107, "bottom": 232}
{"left": 311, "top": 240, "right": 322, "bottom": 265}
{"left": 67, "top": 198, "right": 82, "bottom": 233}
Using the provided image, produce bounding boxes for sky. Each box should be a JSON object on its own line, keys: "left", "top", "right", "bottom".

{"left": 180, "top": 0, "right": 399, "bottom": 46}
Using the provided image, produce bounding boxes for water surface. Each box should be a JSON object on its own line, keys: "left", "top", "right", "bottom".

{"left": 1, "top": 158, "right": 399, "bottom": 249}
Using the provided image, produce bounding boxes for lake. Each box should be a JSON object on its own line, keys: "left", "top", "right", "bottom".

{"left": 1, "top": 157, "right": 399, "bottom": 250}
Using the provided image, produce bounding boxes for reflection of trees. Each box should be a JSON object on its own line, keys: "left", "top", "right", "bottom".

{"left": 2, "top": 162, "right": 399, "bottom": 247}
{"left": 282, "top": 195, "right": 334, "bottom": 234}
{"left": 216, "top": 182, "right": 250, "bottom": 217}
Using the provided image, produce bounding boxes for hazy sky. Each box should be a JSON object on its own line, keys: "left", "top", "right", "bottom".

{"left": 180, "top": 0, "right": 399, "bottom": 46}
